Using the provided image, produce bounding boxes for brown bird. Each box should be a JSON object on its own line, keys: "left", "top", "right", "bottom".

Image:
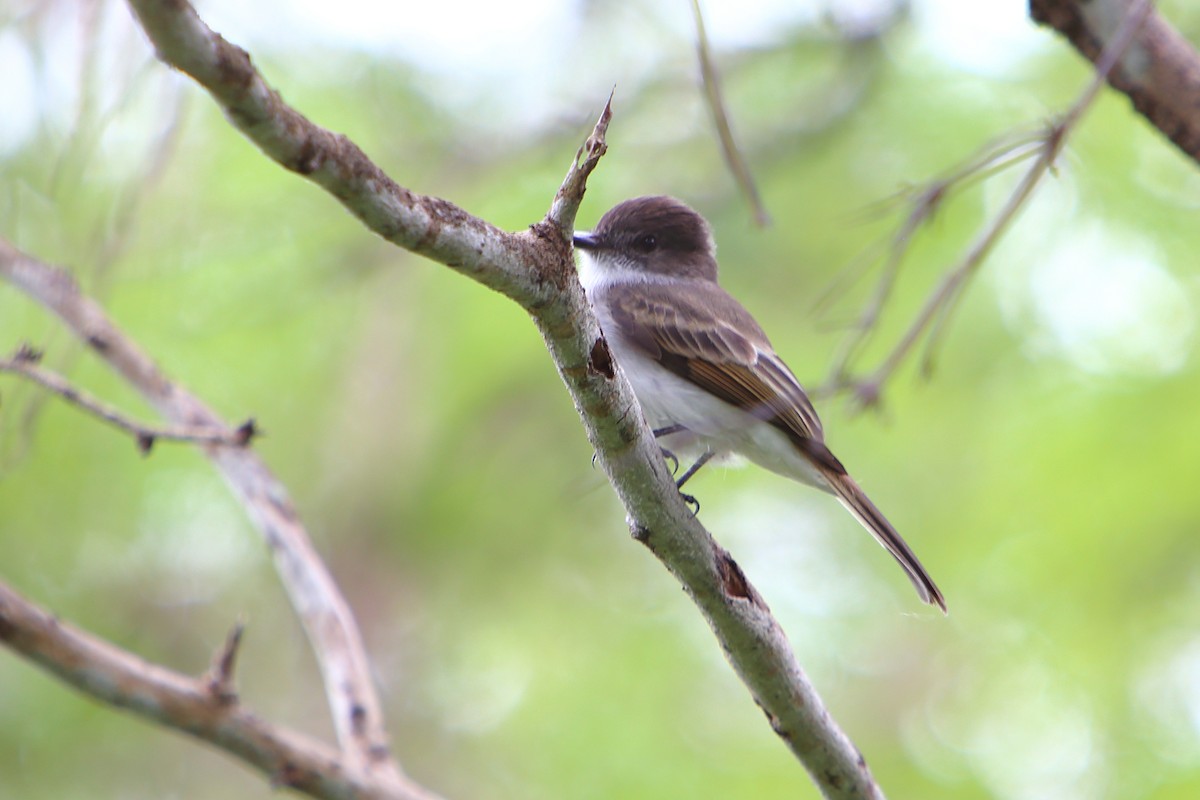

{"left": 574, "top": 196, "right": 945, "bottom": 611}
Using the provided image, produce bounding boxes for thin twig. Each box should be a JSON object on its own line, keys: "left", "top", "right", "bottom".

{"left": 17, "top": 15, "right": 188, "bottom": 460}
{"left": 0, "top": 347, "right": 255, "bottom": 454}
{"left": 813, "top": 130, "right": 1046, "bottom": 392}
{"left": 835, "top": 0, "right": 1152, "bottom": 408}
{"left": 691, "top": 0, "right": 771, "bottom": 226}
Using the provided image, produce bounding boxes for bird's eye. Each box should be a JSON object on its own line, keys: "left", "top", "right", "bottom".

{"left": 635, "top": 234, "right": 657, "bottom": 253}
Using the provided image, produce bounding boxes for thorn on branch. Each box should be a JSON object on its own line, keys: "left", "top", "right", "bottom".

{"left": 14, "top": 342, "right": 43, "bottom": 363}
{"left": 137, "top": 432, "right": 156, "bottom": 455}
{"left": 549, "top": 89, "right": 614, "bottom": 240}
{"left": 234, "top": 418, "right": 258, "bottom": 446}
{"left": 205, "top": 620, "right": 246, "bottom": 704}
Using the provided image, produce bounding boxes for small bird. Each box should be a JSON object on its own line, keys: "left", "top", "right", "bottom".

{"left": 573, "top": 196, "right": 945, "bottom": 611}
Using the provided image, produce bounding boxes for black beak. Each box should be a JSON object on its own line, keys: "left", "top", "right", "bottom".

{"left": 573, "top": 231, "right": 600, "bottom": 250}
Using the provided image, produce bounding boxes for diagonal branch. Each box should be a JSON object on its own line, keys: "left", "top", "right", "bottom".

{"left": 124, "top": 0, "right": 544, "bottom": 304}
{"left": 0, "top": 580, "right": 432, "bottom": 800}
{"left": 0, "top": 238, "right": 413, "bottom": 790}
{"left": 128, "top": 0, "right": 887, "bottom": 795}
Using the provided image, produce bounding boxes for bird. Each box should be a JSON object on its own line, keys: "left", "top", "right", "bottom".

{"left": 573, "top": 195, "right": 945, "bottom": 611}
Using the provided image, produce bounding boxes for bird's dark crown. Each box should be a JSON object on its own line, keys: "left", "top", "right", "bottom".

{"left": 577, "top": 196, "right": 718, "bottom": 281}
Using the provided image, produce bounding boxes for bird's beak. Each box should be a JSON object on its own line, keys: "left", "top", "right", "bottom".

{"left": 573, "top": 230, "right": 599, "bottom": 250}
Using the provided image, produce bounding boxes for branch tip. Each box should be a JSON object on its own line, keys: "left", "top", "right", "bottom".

{"left": 548, "top": 89, "right": 616, "bottom": 236}
{"left": 580, "top": 92, "right": 613, "bottom": 168}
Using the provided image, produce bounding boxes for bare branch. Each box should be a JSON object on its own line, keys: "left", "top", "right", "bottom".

{"left": 0, "top": 581, "right": 433, "bottom": 800}
{"left": 1032, "top": 0, "right": 1200, "bottom": 165}
{"left": 827, "top": 0, "right": 1152, "bottom": 408}
{"left": 0, "top": 347, "right": 254, "bottom": 454}
{"left": 4, "top": 1, "right": 912, "bottom": 796}
{"left": 691, "top": 0, "right": 771, "bottom": 226}
{"left": 548, "top": 91, "right": 614, "bottom": 237}
{"left": 123, "top": 0, "right": 545, "bottom": 304}
{"left": 814, "top": 128, "right": 1045, "bottom": 389}
{"left": 0, "top": 238, "right": 411, "bottom": 787}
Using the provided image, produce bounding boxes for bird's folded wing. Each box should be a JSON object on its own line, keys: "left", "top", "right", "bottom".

{"left": 606, "top": 282, "right": 826, "bottom": 447}
{"left": 606, "top": 283, "right": 946, "bottom": 610}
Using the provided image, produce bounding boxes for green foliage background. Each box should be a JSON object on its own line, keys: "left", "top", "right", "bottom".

{"left": 4, "top": 2, "right": 1200, "bottom": 798}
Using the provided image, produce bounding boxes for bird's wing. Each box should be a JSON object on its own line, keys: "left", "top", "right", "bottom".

{"left": 605, "top": 280, "right": 825, "bottom": 446}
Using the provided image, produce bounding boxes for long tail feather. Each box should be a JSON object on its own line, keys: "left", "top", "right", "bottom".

{"left": 824, "top": 471, "right": 946, "bottom": 612}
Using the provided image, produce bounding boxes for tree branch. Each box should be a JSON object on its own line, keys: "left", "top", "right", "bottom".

{"left": 124, "top": 0, "right": 544, "bottom": 303}
{"left": 0, "top": 581, "right": 434, "bottom": 800}
{"left": 2, "top": 1, "right": 909, "bottom": 796}
{"left": 691, "top": 0, "right": 771, "bottom": 226}
{"left": 0, "top": 238, "right": 414, "bottom": 790}
{"left": 821, "top": 0, "right": 1153, "bottom": 407}
{"left": 1031, "top": 0, "right": 1200, "bottom": 166}
{"left": 0, "top": 345, "right": 256, "bottom": 453}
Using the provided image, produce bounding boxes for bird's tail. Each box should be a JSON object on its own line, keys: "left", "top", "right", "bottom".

{"left": 823, "top": 470, "right": 946, "bottom": 613}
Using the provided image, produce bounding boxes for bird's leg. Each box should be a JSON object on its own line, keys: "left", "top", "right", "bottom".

{"left": 652, "top": 424, "right": 688, "bottom": 437}
{"left": 673, "top": 449, "right": 715, "bottom": 516}
{"left": 676, "top": 450, "right": 714, "bottom": 489}
{"left": 649, "top": 424, "right": 706, "bottom": 513}
{"left": 651, "top": 424, "right": 688, "bottom": 475}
